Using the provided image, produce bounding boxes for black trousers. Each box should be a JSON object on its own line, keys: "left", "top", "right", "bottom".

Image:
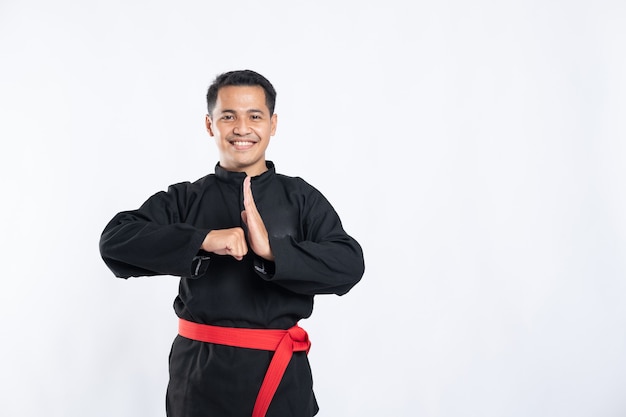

{"left": 166, "top": 335, "right": 319, "bottom": 417}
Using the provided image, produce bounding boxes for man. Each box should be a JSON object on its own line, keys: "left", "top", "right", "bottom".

{"left": 99, "top": 69, "right": 365, "bottom": 417}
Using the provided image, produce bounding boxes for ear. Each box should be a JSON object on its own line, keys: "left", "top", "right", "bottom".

{"left": 205, "top": 114, "right": 215, "bottom": 136}
{"left": 270, "top": 113, "right": 278, "bottom": 136}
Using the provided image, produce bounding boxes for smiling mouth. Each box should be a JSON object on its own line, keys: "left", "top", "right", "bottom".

{"left": 229, "top": 140, "right": 256, "bottom": 150}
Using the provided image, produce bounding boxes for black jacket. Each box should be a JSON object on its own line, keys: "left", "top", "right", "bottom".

{"left": 99, "top": 161, "right": 364, "bottom": 416}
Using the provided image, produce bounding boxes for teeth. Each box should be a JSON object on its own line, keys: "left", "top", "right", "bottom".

{"left": 232, "top": 141, "right": 253, "bottom": 146}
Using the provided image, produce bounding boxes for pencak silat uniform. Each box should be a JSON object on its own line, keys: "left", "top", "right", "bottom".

{"left": 99, "top": 161, "right": 365, "bottom": 417}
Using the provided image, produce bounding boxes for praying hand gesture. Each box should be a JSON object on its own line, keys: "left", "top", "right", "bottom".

{"left": 200, "top": 176, "right": 274, "bottom": 261}
{"left": 241, "top": 176, "right": 275, "bottom": 261}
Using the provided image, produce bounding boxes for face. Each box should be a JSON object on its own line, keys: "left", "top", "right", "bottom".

{"left": 206, "top": 85, "right": 277, "bottom": 177}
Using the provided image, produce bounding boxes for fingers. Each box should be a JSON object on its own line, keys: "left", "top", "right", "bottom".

{"left": 242, "top": 176, "right": 261, "bottom": 231}
{"left": 198, "top": 177, "right": 275, "bottom": 262}
{"left": 201, "top": 228, "right": 248, "bottom": 261}
{"left": 243, "top": 176, "right": 257, "bottom": 214}
{"left": 241, "top": 176, "right": 275, "bottom": 261}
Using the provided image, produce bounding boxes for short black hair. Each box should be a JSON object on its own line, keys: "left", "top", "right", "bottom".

{"left": 206, "top": 69, "right": 277, "bottom": 116}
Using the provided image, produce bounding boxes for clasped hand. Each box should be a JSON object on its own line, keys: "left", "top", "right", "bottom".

{"left": 201, "top": 176, "right": 274, "bottom": 261}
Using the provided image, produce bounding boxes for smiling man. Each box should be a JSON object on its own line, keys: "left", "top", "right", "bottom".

{"left": 207, "top": 83, "right": 276, "bottom": 177}
{"left": 99, "top": 70, "right": 365, "bottom": 417}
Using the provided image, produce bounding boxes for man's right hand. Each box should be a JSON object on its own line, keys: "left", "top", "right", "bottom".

{"left": 201, "top": 228, "right": 248, "bottom": 261}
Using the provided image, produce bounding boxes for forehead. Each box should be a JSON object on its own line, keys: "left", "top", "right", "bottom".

{"left": 215, "top": 85, "right": 268, "bottom": 113}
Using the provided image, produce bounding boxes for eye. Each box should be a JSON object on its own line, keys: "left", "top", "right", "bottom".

{"left": 221, "top": 115, "right": 234, "bottom": 121}
{"left": 251, "top": 114, "right": 263, "bottom": 120}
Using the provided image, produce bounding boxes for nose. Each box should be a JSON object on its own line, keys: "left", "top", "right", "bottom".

{"left": 233, "top": 118, "right": 251, "bottom": 136}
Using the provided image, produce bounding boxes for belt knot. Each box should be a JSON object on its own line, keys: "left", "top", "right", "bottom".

{"left": 286, "top": 324, "right": 311, "bottom": 354}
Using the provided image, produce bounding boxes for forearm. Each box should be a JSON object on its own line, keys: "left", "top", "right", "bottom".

{"left": 261, "top": 234, "right": 365, "bottom": 296}
{"left": 99, "top": 213, "right": 209, "bottom": 278}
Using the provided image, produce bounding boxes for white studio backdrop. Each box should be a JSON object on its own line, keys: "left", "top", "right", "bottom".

{"left": 1, "top": 1, "right": 625, "bottom": 416}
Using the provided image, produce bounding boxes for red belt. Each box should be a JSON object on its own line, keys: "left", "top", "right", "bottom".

{"left": 178, "top": 318, "right": 311, "bottom": 417}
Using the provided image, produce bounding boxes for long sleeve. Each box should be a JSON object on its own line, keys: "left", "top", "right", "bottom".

{"left": 258, "top": 178, "right": 365, "bottom": 296}
{"left": 99, "top": 184, "right": 210, "bottom": 279}
{"left": 268, "top": 230, "right": 364, "bottom": 296}
{"left": 99, "top": 164, "right": 363, "bottom": 332}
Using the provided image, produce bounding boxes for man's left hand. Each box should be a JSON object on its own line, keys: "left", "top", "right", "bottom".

{"left": 241, "top": 176, "right": 275, "bottom": 261}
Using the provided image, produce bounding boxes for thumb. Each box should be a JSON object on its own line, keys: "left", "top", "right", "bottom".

{"left": 241, "top": 210, "right": 248, "bottom": 225}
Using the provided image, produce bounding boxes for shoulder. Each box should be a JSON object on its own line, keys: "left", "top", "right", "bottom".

{"left": 274, "top": 173, "right": 320, "bottom": 195}
{"left": 272, "top": 173, "right": 335, "bottom": 213}
{"left": 166, "top": 173, "right": 217, "bottom": 193}
{"left": 144, "top": 174, "right": 217, "bottom": 207}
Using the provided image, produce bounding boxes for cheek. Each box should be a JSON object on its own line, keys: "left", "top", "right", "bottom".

{"left": 214, "top": 123, "right": 232, "bottom": 138}
{"left": 255, "top": 125, "right": 273, "bottom": 138}
{"left": 215, "top": 136, "right": 228, "bottom": 151}
{"left": 216, "top": 130, "right": 233, "bottom": 143}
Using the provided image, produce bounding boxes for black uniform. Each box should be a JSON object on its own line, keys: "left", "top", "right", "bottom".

{"left": 99, "top": 162, "right": 365, "bottom": 417}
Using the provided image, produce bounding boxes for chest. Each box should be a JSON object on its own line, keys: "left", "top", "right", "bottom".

{"left": 185, "top": 182, "right": 303, "bottom": 240}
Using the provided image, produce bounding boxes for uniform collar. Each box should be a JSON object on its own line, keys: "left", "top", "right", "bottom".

{"left": 214, "top": 161, "right": 276, "bottom": 185}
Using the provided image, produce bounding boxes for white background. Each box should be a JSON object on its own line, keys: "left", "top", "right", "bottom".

{"left": 1, "top": 1, "right": 625, "bottom": 416}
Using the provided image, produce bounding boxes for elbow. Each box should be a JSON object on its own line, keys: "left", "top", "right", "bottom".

{"left": 335, "top": 254, "right": 365, "bottom": 296}
{"left": 99, "top": 232, "right": 131, "bottom": 279}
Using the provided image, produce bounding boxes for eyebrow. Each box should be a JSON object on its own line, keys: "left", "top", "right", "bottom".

{"left": 220, "top": 108, "right": 265, "bottom": 114}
